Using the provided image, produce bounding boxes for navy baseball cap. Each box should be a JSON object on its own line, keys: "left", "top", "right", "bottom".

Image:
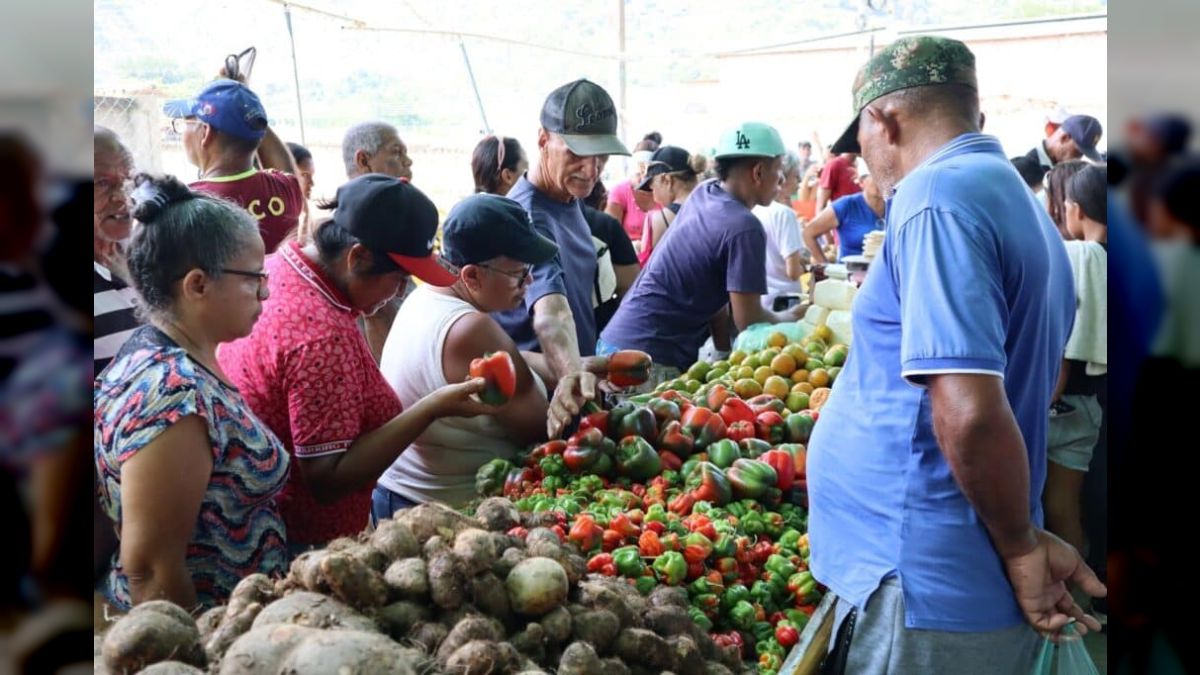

{"left": 331, "top": 174, "right": 457, "bottom": 287}
{"left": 637, "top": 146, "right": 693, "bottom": 192}
{"left": 441, "top": 194, "right": 558, "bottom": 268}
{"left": 163, "top": 79, "right": 269, "bottom": 142}
{"left": 1062, "top": 114, "right": 1103, "bottom": 161}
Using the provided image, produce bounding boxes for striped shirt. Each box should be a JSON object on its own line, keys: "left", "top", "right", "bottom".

{"left": 93, "top": 262, "right": 140, "bottom": 375}
{"left": 0, "top": 267, "right": 56, "bottom": 385}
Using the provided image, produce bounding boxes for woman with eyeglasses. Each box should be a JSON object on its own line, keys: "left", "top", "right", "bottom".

{"left": 94, "top": 174, "right": 289, "bottom": 611}
{"left": 471, "top": 134, "right": 529, "bottom": 196}
{"left": 217, "top": 174, "right": 494, "bottom": 552}
{"left": 376, "top": 194, "right": 557, "bottom": 511}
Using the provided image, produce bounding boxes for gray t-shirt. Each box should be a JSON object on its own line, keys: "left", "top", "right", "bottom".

{"left": 493, "top": 175, "right": 599, "bottom": 356}
{"left": 601, "top": 179, "right": 768, "bottom": 369}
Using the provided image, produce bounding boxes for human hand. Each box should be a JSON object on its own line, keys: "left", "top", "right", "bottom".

{"left": 1003, "top": 528, "right": 1107, "bottom": 638}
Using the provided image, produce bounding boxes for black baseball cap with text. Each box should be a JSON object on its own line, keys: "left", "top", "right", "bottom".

{"left": 540, "top": 79, "right": 631, "bottom": 157}
{"left": 441, "top": 194, "right": 558, "bottom": 267}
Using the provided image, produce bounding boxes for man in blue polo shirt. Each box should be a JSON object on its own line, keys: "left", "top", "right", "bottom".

{"left": 808, "top": 36, "right": 1107, "bottom": 673}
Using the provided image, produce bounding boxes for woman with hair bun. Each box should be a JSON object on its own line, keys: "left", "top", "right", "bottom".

{"left": 94, "top": 174, "right": 289, "bottom": 611}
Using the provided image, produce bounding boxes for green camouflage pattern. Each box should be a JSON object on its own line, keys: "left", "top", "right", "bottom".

{"left": 850, "top": 35, "right": 977, "bottom": 113}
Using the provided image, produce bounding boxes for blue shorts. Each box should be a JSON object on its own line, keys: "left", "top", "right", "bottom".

{"left": 370, "top": 485, "right": 418, "bottom": 526}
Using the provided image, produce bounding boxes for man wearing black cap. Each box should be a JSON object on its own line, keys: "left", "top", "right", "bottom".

{"left": 164, "top": 78, "right": 303, "bottom": 253}
{"left": 492, "top": 78, "right": 631, "bottom": 437}
{"left": 808, "top": 37, "right": 1103, "bottom": 671}
{"left": 1022, "top": 113, "right": 1104, "bottom": 186}
{"left": 375, "top": 194, "right": 561, "bottom": 510}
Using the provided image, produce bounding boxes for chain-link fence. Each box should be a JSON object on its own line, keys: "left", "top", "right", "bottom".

{"left": 93, "top": 92, "right": 171, "bottom": 174}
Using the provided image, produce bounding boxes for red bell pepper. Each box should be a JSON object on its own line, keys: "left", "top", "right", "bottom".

{"left": 719, "top": 397, "right": 757, "bottom": 427}
{"left": 608, "top": 512, "right": 640, "bottom": 539}
{"left": 657, "top": 420, "right": 695, "bottom": 458}
{"left": 725, "top": 420, "right": 757, "bottom": 443}
{"left": 528, "top": 439, "right": 567, "bottom": 465}
{"left": 682, "top": 513, "right": 717, "bottom": 540}
{"left": 638, "top": 530, "right": 664, "bottom": 557}
{"left": 606, "top": 349, "right": 653, "bottom": 388}
{"left": 647, "top": 397, "right": 682, "bottom": 426}
{"left": 658, "top": 450, "right": 683, "bottom": 472}
{"left": 713, "top": 556, "right": 739, "bottom": 582}
{"left": 681, "top": 406, "right": 727, "bottom": 451}
{"left": 658, "top": 389, "right": 693, "bottom": 413}
{"left": 660, "top": 532, "right": 682, "bottom": 551}
{"left": 685, "top": 461, "right": 733, "bottom": 506}
{"left": 617, "top": 436, "right": 663, "bottom": 481}
{"left": 469, "top": 351, "right": 517, "bottom": 405}
{"left": 644, "top": 520, "right": 666, "bottom": 535}
{"left": 667, "top": 490, "right": 696, "bottom": 515}
{"left": 686, "top": 558, "right": 706, "bottom": 581}
{"left": 747, "top": 394, "right": 787, "bottom": 415}
{"left": 550, "top": 524, "right": 567, "bottom": 542}
{"left": 682, "top": 532, "right": 714, "bottom": 564}
{"left": 755, "top": 411, "right": 786, "bottom": 444}
{"left": 568, "top": 515, "right": 603, "bottom": 553}
{"left": 587, "top": 553, "right": 613, "bottom": 573}
{"left": 760, "top": 449, "right": 796, "bottom": 490}
{"left": 612, "top": 404, "right": 658, "bottom": 442}
{"left": 727, "top": 458, "right": 779, "bottom": 500}
{"left": 775, "top": 621, "right": 800, "bottom": 648}
{"left": 706, "top": 383, "right": 735, "bottom": 411}
{"left": 562, "top": 429, "right": 614, "bottom": 474}
{"left": 578, "top": 410, "right": 610, "bottom": 436}
{"left": 785, "top": 411, "right": 815, "bottom": 443}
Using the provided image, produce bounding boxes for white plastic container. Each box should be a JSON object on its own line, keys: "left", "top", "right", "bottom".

{"left": 813, "top": 279, "right": 858, "bottom": 311}
{"left": 826, "top": 310, "right": 854, "bottom": 345}
{"left": 802, "top": 305, "right": 831, "bottom": 329}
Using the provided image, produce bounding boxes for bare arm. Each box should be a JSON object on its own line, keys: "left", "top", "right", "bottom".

{"left": 256, "top": 125, "right": 299, "bottom": 175}
{"left": 815, "top": 187, "right": 832, "bottom": 215}
{"left": 927, "top": 373, "right": 1037, "bottom": 558}
{"left": 804, "top": 206, "right": 839, "bottom": 265}
{"left": 119, "top": 415, "right": 212, "bottom": 609}
{"left": 443, "top": 312, "right": 548, "bottom": 443}
{"left": 648, "top": 210, "right": 670, "bottom": 254}
{"left": 709, "top": 305, "right": 732, "bottom": 352}
{"left": 614, "top": 264, "right": 640, "bottom": 298}
{"left": 604, "top": 202, "right": 626, "bottom": 229}
{"left": 784, "top": 251, "right": 805, "bottom": 281}
{"left": 532, "top": 293, "right": 583, "bottom": 383}
{"left": 729, "top": 291, "right": 807, "bottom": 332}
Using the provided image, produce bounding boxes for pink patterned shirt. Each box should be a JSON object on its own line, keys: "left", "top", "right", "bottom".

{"left": 218, "top": 241, "right": 401, "bottom": 546}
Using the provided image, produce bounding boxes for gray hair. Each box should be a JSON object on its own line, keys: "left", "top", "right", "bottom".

{"left": 780, "top": 151, "right": 802, "bottom": 177}
{"left": 94, "top": 125, "right": 133, "bottom": 167}
{"left": 123, "top": 174, "right": 260, "bottom": 320}
{"left": 342, "top": 121, "right": 398, "bottom": 177}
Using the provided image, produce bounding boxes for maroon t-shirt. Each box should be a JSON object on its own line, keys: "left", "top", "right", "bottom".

{"left": 191, "top": 169, "right": 304, "bottom": 253}
{"left": 818, "top": 155, "right": 863, "bottom": 202}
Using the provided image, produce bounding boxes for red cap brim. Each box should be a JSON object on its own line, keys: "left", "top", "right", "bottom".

{"left": 389, "top": 253, "right": 459, "bottom": 287}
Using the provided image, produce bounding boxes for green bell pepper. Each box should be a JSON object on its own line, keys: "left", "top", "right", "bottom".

{"left": 720, "top": 584, "right": 751, "bottom": 614}
{"left": 752, "top": 620, "right": 775, "bottom": 646}
{"left": 739, "top": 511, "right": 766, "bottom": 536}
{"left": 707, "top": 438, "right": 742, "bottom": 469}
{"left": 542, "top": 474, "right": 565, "bottom": 492}
{"left": 652, "top": 551, "right": 687, "bottom": 586}
{"left": 645, "top": 503, "right": 668, "bottom": 523}
{"left": 634, "top": 575, "right": 658, "bottom": 596}
{"left": 688, "top": 606, "right": 714, "bottom": 632}
{"left": 684, "top": 461, "right": 732, "bottom": 506}
{"left": 711, "top": 533, "right": 737, "bottom": 559}
{"left": 688, "top": 576, "right": 721, "bottom": 597}
{"left": 475, "top": 458, "right": 515, "bottom": 497}
{"left": 785, "top": 609, "right": 811, "bottom": 632}
{"left": 616, "top": 436, "right": 663, "bottom": 481}
{"left": 763, "top": 512, "right": 785, "bottom": 539}
{"left": 539, "top": 453, "right": 567, "bottom": 478}
{"left": 751, "top": 580, "right": 778, "bottom": 612}
{"left": 728, "top": 600, "right": 757, "bottom": 631}
{"left": 613, "top": 546, "right": 645, "bottom": 578}
{"left": 777, "top": 528, "right": 802, "bottom": 553}
{"left": 765, "top": 554, "right": 797, "bottom": 580}
{"left": 738, "top": 438, "right": 772, "bottom": 459}
{"left": 727, "top": 458, "right": 779, "bottom": 500}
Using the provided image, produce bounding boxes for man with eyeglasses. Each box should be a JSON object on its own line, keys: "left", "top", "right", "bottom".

{"left": 93, "top": 126, "right": 141, "bottom": 374}
{"left": 492, "top": 79, "right": 632, "bottom": 438}
{"left": 163, "top": 78, "right": 303, "bottom": 253}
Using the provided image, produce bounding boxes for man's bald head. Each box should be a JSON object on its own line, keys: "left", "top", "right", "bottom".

{"left": 95, "top": 125, "right": 133, "bottom": 167}
{"left": 94, "top": 126, "right": 135, "bottom": 259}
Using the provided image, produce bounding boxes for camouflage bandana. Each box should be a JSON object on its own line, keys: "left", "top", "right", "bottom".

{"left": 830, "top": 35, "right": 978, "bottom": 154}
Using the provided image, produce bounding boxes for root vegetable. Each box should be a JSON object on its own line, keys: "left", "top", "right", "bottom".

{"left": 715, "top": 642, "right": 742, "bottom": 672}
{"left": 318, "top": 552, "right": 388, "bottom": 608}
{"left": 570, "top": 609, "right": 620, "bottom": 655}
{"left": 250, "top": 591, "right": 377, "bottom": 632}
{"left": 601, "top": 657, "right": 632, "bottom": 675}
{"left": 560, "top": 553, "right": 587, "bottom": 585}
{"left": 576, "top": 580, "right": 638, "bottom": 629}
{"left": 436, "top": 616, "right": 505, "bottom": 661}
{"left": 445, "top": 640, "right": 521, "bottom": 675}
{"left": 538, "top": 606, "right": 573, "bottom": 644}
{"left": 138, "top": 662, "right": 205, "bottom": 674}
{"left": 205, "top": 601, "right": 262, "bottom": 663}
{"left": 470, "top": 572, "right": 511, "bottom": 621}
{"left": 196, "top": 605, "right": 225, "bottom": 643}
{"left": 370, "top": 519, "right": 419, "bottom": 560}
{"left": 288, "top": 549, "right": 331, "bottom": 593}
{"left": 101, "top": 601, "right": 205, "bottom": 673}
{"left": 524, "top": 527, "right": 561, "bottom": 548}
{"left": 409, "top": 621, "right": 449, "bottom": 655}
{"left": 525, "top": 538, "right": 564, "bottom": 562}
{"left": 475, "top": 497, "right": 520, "bottom": 532}
{"left": 376, "top": 601, "right": 430, "bottom": 640}
{"left": 522, "top": 512, "right": 560, "bottom": 529}
{"left": 644, "top": 606, "right": 694, "bottom": 637}
{"left": 275, "top": 627, "right": 416, "bottom": 675}
{"left": 666, "top": 635, "right": 703, "bottom": 674}
{"left": 439, "top": 603, "right": 482, "bottom": 630}
{"left": 424, "top": 535, "right": 452, "bottom": 559}
{"left": 455, "top": 528, "right": 500, "bottom": 575}
{"left": 647, "top": 586, "right": 688, "bottom": 610}
{"left": 557, "top": 641, "right": 603, "bottom": 675}
{"left": 395, "top": 502, "right": 482, "bottom": 542}
{"left": 492, "top": 547, "right": 527, "bottom": 579}
{"left": 428, "top": 552, "right": 468, "bottom": 610}
{"left": 510, "top": 622, "right": 546, "bottom": 662}
{"left": 383, "top": 557, "right": 429, "bottom": 601}
{"left": 614, "top": 628, "right": 670, "bottom": 670}
{"left": 506, "top": 557, "right": 569, "bottom": 616}
{"left": 704, "top": 662, "right": 734, "bottom": 675}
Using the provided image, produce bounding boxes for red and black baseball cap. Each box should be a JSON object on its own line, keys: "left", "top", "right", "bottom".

{"left": 331, "top": 174, "right": 457, "bottom": 286}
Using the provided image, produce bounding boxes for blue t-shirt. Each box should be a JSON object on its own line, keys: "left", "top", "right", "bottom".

{"left": 493, "top": 176, "right": 598, "bottom": 356}
{"left": 601, "top": 180, "right": 767, "bottom": 370}
{"left": 830, "top": 193, "right": 884, "bottom": 258}
{"left": 807, "top": 134, "right": 1075, "bottom": 633}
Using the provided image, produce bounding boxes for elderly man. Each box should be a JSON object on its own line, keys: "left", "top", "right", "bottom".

{"left": 491, "top": 79, "right": 630, "bottom": 436}
{"left": 342, "top": 121, "right": 414, "bottom": 180}
{"left": 808, "top": 36, "right": 1106, "bottom": 673}
{"left": 163, "top": 79, "right": 303, "bottom": 253}
{"left": 93, "top": 126, "right": 141, "bottom": 374}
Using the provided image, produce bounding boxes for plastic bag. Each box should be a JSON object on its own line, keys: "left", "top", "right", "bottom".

{"left": 734, "top": 322, "right": 810, "bottom": 353}
{"left": 1030, "top": 624, "right": 1100, "bottom": 675}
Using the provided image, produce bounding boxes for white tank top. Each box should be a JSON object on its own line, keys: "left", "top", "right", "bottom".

{"left": 377, "top": 285, "right": 546, "bottom": 506}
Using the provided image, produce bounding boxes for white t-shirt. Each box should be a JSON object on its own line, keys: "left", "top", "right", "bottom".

{"left": 377, "top": 285, "right": 547, "bottom": 506}
{"left": 752, "top": 201, "right": 804, "bottom": 308}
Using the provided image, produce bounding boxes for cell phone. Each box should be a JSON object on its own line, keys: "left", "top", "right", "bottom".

{"left": 224, "top": 46, "right": 256, "bottom": 82}
{"left": 773, "top": 295, "right": 802, "bottom": 311}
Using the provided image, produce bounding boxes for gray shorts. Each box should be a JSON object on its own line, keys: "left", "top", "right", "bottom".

{"left": 828, "top": 578, "right": 1042, "bottom": 675}
{"left": 1047, "top": 394, "right": 1103, "bottom": 472}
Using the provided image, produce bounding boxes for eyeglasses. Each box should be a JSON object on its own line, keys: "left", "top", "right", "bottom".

{"left": 221, "top": 268, "right": 270, "bottom": 288}
{"left": 479, "top": 263, "right": 533, "bottom": 288}
{"left": 171, "top": 118, "right": 203, "bottom": 134}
